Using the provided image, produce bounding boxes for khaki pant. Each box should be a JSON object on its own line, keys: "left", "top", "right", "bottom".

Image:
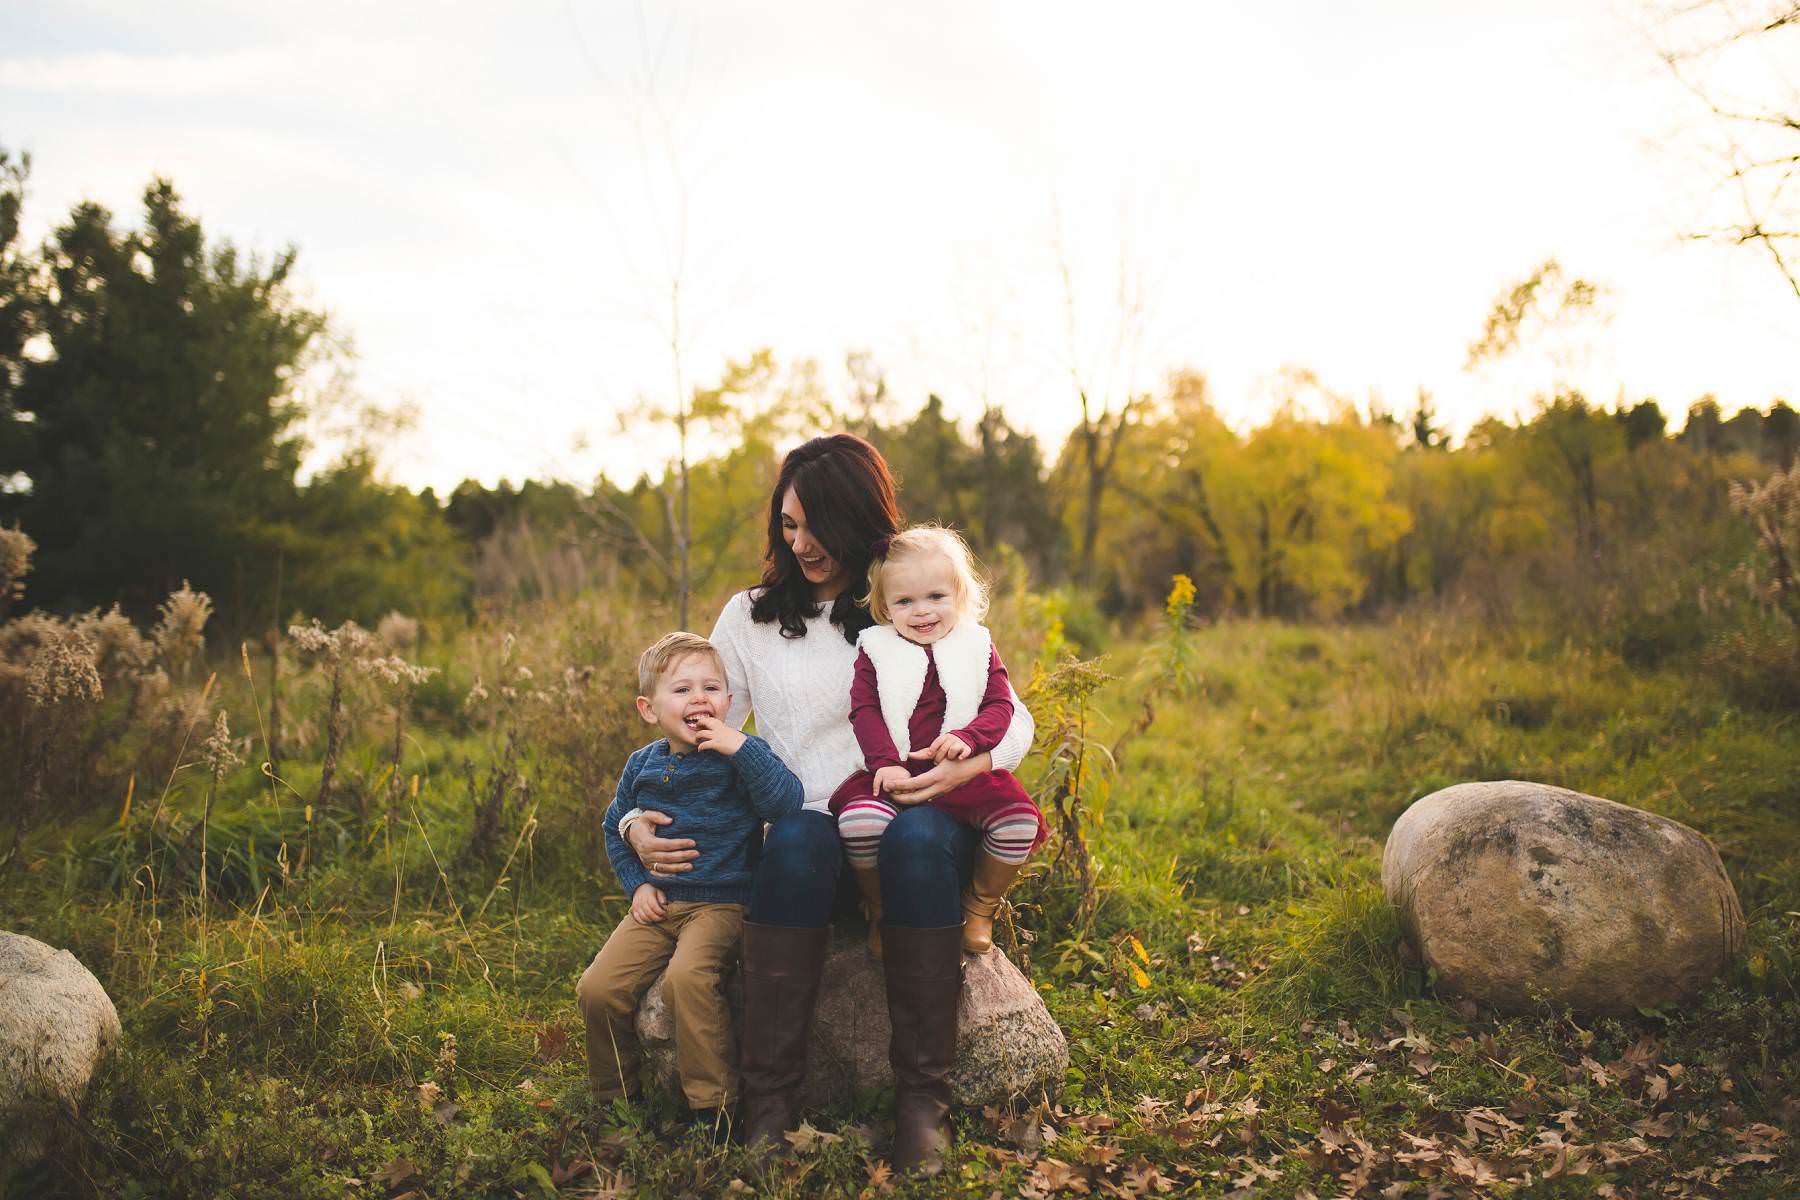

{"left": 576, "top": 900, "right": 746, "bottom": 1108}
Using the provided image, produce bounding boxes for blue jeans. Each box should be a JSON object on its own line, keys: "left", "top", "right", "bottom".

{"left": 748, "top": 806, "right": 977, "bottom": 929}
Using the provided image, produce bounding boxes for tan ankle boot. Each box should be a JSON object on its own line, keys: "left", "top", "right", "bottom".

{"left": 960, "top": 854, "right": 1023, "bottom": 955}
{"left": 853, "top": 864, "right": 884, "bottom": 960}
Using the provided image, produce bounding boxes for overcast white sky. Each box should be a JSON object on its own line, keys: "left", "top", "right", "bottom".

{"left": 3, "top": 1, "right": 1795, "bottom": 491}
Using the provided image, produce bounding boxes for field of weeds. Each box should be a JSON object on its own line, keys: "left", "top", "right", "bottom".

{"left": 3, "top": 595, "right": 1797, "bottom": 1198}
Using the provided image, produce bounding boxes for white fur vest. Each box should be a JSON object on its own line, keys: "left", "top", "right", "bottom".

{"left": 855, "top": 620, "right": 993, "bottom": 756}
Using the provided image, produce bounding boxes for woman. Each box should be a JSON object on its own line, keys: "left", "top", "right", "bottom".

{"left": 619, "top": 433, "right": 1035, "bottom": 1174}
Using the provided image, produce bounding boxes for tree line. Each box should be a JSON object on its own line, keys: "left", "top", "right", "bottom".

{"left": 2, "top": 150, "right": 1793, "bottom": 642}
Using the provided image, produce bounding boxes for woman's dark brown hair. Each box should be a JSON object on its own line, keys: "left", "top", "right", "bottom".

{"left": 751, "top": 433, "right": 902, "bottom": 643}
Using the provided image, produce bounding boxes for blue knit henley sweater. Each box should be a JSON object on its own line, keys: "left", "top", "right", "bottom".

{"left": 602, "top": 735, "right": 803, "bottom": 905}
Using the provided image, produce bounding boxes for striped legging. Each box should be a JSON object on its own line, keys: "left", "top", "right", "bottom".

{"left": 838, "top": 794, "right": 1042, "bottom": 868}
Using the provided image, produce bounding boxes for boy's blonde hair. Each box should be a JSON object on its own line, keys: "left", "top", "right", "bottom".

{"left": 865, "top": 525, "right": 989, "bottom": 626}
{"left": 637, "top": 631, "right": 725, "bottom": 695}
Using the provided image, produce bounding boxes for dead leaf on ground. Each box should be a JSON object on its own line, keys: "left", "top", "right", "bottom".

{"left": 1021, "top": 1156, "right": 1091, "bottom": 1199}
{"left": 1580, "top": 1056, "right": 1615, "bottom": 1088}
{"left": 550, "top": 1158, "right": 595, "bottom": 1186}
{"left": 372, "top": 1157, "right": 417, "bottom": 1188}
{"left": 1728, "top": 1122, "right": 1787, "bottom": 1150}
{"left": 535, "top": 1022, "right": 571, "bottom": 1061}
{"left": 1631, "top": 1110, "right": 1681, "bottom": 1139}
{"left": 1117, "top": 1157, "right": 1176, "bottom": 1195}
{"left": 784, "top": 1123, "right": 840, "bottom": 1155}
{"left": 859, "top": 1160, "right": 894, "bottom": 1195}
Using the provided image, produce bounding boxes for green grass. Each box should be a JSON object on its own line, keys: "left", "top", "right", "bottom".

{"left": 5, "top": 614, "right": 1797, "bottom": 1197}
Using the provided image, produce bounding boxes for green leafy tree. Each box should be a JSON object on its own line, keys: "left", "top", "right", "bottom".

{"left": 1766, "top": 401, "right": 1799, "bottom": 467}
{"left": 282, "top": 452, "right": 469, "bottom": 624}
{"left": 1075, "top": 370, "right": 1239, "bottom": 613}
{"left": 590, "top": 351, "right": 824, "bottom": 616}
{"left": 1522, "top": 393, "right": 1624, "bottom": 557}
{"left": 968, "top": 405, "right": 1063, "bottom": 578}
{"left": 879, "top": 393, "right": 973, "bottom": 529}
{"left": 1620, "top": 399, "right": 1668, "bottom": 449}
{"left": 873, "top": 395, "right": 1061, "bottom": 577}
{"left": 1681, "top": 396, "right": 1725, "bottom": 454}
{"left": 0, "top": 146, "right": 31, "bottom": 470}
{"left": 0, "top": 177, "right": 325, "bottom": 626}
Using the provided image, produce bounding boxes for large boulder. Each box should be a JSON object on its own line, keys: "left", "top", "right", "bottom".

{"left": 0, "top": 932, "right": 122, "bottom": 1172}
{"left": 636, "top": 927, "right": 1067, "bottom": 1107}
{"left": 1383, "top": 781, "right": 1746, "bottom": 1014}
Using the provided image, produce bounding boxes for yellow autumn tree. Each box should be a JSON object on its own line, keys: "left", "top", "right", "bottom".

{"left": 1209, "top": 403, "right": 1412, "bottom": 617}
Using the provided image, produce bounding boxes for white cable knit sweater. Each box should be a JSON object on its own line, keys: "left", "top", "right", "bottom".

{"left": 700, "top": 589, "right": 1035, "bottom": 812}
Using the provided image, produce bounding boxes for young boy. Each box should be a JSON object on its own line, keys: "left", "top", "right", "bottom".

{"left": 576, "top": 631, "right": 803, "bottom": 1127}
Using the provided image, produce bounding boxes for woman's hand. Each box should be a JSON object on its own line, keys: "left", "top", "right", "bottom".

{"left": 886, "top": 751, "right": 989, "bottom": 805}
{"left": 625, "top": 810, "right": 699, "bottom": 876}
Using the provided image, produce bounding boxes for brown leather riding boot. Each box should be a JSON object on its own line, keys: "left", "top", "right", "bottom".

{"left": 852, "top": 864, "right": 884, "bottom": 960}
{"left": 882, "top": 923, "right": 964, "bottom": 1175}
{"left": 959, "top": 852, "right": 1024, "bottom": 955}
{"left": 738, "top": 921, "right": 829, "bottom": 1154}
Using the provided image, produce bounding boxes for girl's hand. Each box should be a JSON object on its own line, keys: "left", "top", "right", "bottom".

{"left": 626, "top": 810, "right": 699, "bottom": 876}
{"left": 873, "top": 765, "right": 912, "bottom": 798}
{"left": 909, "top": 732, "right": 973, "bottom": 764}
{"left": 693, "top": 715, "right": 746, "bottom": 756}
{"left": 887, "top": 751, "right": 989, "bottom": 804}
{"left": 631, "top": 883, "right": 668, "bottom": 924}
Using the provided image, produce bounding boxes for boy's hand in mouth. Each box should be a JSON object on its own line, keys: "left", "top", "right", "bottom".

{"left": 691, "top": 714, "right": 746, "bottom": 756}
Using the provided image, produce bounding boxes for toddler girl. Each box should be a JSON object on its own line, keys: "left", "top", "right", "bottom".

{"left": 829, "top": 526, "right": 1046, "bottom": 957}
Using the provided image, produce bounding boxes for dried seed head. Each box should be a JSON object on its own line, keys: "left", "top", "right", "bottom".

{"left": 76, "top": 604, "right": 156, "bottom": 679}
{"left": 26, "top": 623, "right": 102, "bottom": 706}
{"left": 287, "top": 618, "right": 376, "bottom": 662}
{"left": 152, "top": 688, "right": 208, "bottom": 739}
{"left": 201, "top": 709, "right": 241, "bottom": 781}
{"left": 133, "top": 667, "right": 171, "bottom": 715}
{"left": 376, "top": 611, "right": 419, "bottom": 652}
{"left": 355, "top": 653, "right": 437, "bottom": 689}
{"left": 153, "top": 582, "right": 213, "bottom": 675}
{"left": 0, "top": 527, "right": 35, "bottom": 600}
{"left": 0, "top": 612, "right": 63, "bottom": 672}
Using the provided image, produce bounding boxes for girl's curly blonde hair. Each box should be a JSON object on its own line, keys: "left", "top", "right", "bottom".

{"left": 864, "top": 525, "right": 989, "bottom": 626}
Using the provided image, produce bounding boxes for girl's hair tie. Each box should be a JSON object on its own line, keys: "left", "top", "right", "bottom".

{"left": 871, "top": 534, "right": 893, "bottom": 559}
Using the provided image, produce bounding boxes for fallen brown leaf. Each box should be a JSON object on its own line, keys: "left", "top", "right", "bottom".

{"left": 783, "top": 1123, "right": 840, "bottom": 1155}
{"left": 372, "top": 1157, "right": 417, "bottom": 1188}
{"left": 535, "top": 1022, "right": 571, "bottom": 1062}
